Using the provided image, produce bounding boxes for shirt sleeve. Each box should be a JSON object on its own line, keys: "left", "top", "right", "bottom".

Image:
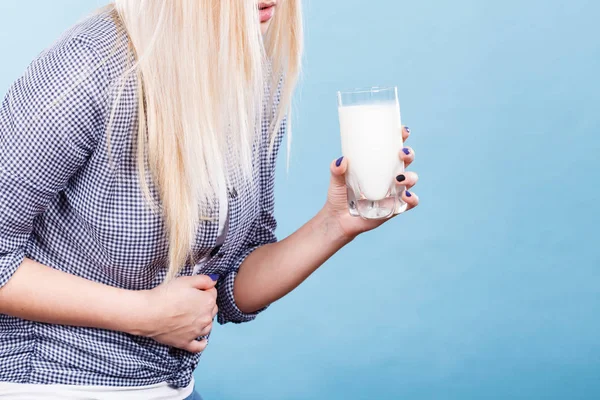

{"left": 217, "top": 117, "right": 287, "bottom": 325}
{"left": 0, "top": 38, "right": 108, "bottom": 287}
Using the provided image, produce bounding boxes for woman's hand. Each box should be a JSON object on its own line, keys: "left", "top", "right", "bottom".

{"left": 137, "top": 274, "right": 219, "bottom": 353}
{"left": 323, "top": 126, "right": 419, "bottom": 240}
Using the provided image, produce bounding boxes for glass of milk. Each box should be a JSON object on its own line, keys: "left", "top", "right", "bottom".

{"left": 337, "top": 86, "right": 407, "bottom": 219}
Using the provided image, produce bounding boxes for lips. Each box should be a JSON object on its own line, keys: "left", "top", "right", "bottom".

{"left": 258, "top": 1, "right": 276, "bottom": 23}
{"left": 258, "top": 2, "right": 276, "bottom": 10}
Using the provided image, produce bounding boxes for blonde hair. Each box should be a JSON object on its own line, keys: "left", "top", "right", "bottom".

{"left": 109, "top": 0, "right": 303, "bottom": 280}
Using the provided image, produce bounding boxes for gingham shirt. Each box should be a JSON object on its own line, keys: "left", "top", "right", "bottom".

{"left": 0, "top": 12, "right": 283, "bottom": 388}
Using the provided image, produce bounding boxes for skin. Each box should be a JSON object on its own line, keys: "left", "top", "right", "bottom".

{"left": 0, "top": 5, "right": 419, "bottom": 355}
{"left": 0, "top": 127, "right": 418, "bottom": 354}
{"left": 260, "top": 1, "right": 275, "bottom": 35}
{"left": 234, "top": 127, "right": 418, "bottom": 312}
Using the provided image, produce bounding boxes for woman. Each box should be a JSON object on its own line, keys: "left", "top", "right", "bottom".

{"left": 0, "top": 0, "right": 419, "bottom": 399}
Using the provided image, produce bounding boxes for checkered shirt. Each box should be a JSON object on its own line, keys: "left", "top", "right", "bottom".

{"left": 0, "top": 12, "right": 284, "bottom": 388}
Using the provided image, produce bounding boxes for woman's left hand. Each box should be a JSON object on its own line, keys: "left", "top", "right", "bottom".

{"left": 323, "top": 126, "right": 419, "bottom": 241}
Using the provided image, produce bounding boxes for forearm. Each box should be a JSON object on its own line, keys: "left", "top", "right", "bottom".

{"left": 0, "top": 258, "right": 145, "bottom": 334}
{"left": 234, "top": 208, "right": 352, "bottom": 313}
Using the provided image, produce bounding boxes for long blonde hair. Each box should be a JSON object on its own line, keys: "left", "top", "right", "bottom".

{"left": 109, "top": 0, "right": 303, "bottom": 279}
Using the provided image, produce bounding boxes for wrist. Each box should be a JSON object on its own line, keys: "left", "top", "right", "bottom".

{"left": 117, "top": 289, "right": 156, "bottom": 337}
{"left": 315, "top": 206, "right": 356, "bottom": 246}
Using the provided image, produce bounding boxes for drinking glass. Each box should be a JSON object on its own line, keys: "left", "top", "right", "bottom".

{"left": 337, "top": 86, "right": 407, "bottom": 219}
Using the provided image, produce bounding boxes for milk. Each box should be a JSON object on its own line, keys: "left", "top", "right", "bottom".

{"left": 339, "top": 102, "right": 403, "bottom": 201}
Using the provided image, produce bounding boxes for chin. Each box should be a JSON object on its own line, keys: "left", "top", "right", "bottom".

{"left": 261, "top": 22, "right": 271, "bottom": 35}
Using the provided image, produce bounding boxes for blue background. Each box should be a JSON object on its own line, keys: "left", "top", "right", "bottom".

{"left": 1, "top": 1, "right": 599, "bottom": 399}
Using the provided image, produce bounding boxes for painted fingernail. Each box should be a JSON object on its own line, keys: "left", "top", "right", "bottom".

{"left": 396, "top": 174, "right": 406, "bottom": 182}
{"left": 402, "top": 148, "right": 411, "bottom": 155}
{"left": 336, "top": 157, "right": 344, "bottom": 167}
{"left": 405, "top": 127, "right": 411, "bottom": 134}
{"left": 405, "top": 190, "right": 412, "bottom": 198}
{"left": 208, "top": 274, "right": 220, "bottom": 281}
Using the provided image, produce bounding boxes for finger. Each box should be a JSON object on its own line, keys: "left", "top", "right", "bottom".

{"left": 211, "top": 305, "right": 219, "bottom": 319}
{"left": 183, "top": 338, "right": 208, "bottom": 354}
{"left": 401, "top": 190, "right": 420, "bottom": 211}
{"left": 330, "top": 156, "right": 347, "bottom": 188}
{"left": 399, "top": 146, "right": 415, "bottom": 168}
{"left": 183, "top": 274, "right": 217, "bottom": 290}
{"left": 402, "top": 126, "right": 411, "bottom": 142}
{"left": 206, "top": 287, "right": 218, "bottom": 301}
{"left": 395, "top": 171, "right": 419, "bottom": 190}
{"left": 200, "top": 322, "right": 213, "bottom": 336}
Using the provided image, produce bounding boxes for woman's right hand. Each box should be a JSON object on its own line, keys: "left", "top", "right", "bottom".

{"left": 138, "top": 274, "right": 219, "bottom": 353}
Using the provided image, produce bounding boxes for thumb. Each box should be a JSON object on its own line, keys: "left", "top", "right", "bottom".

{"left": 187, "top": 274, "right": 218, "bottom": 290}
{"left": 330, "top": 156, "right": 347, "bottom": 188}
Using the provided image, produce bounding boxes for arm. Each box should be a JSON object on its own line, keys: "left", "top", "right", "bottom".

{"left": 214, "top": 116, "right": 353, "bottom": 321}
{"left": 0, "top": 257, "right": 219, "bottom": 353}
{"left": 0, "top": 258, "right": 146, "bottom": 334}
{"left": 233, "top": 208, "right": 350, "bottom": 314}
{"left": 0, "top": 38, "right": 219, "bottom": 353}
{"left": 232, "top": 128, "right": 420, "bottom": 315}
{"left": 0, "top": 38, "right": 141, "bottom": 331}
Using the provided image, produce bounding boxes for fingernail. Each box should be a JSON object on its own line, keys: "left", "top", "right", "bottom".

{"left": 405, "top": 127, "right": 411, "bottom": 134}
{"left": 336, "top": 157, "right": 344, "bottom": 167}
{"left": 402, "top": 148, "right": 411, "bottom": 155}
{"left": 208, "top": 274, "right": 220, "bottom": 281}
{"left": 396, "top": 174, "right": 406, "bottom": 182}
{"left": 405, "top": 190, "right": 412, "bottom": 198}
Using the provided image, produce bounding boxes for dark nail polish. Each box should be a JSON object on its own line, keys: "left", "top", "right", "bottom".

{"left": 402, "top": 148, "right": 411, "bottom": 155}
{"left": 405, "top": 127, "right": 410, "bottom": 134}
{"left": 336, "top": 157, "right": 344, "bottom": 167}
{"left": 405, "top": 191, "right": 412, "bottom": 198}
{"left": 396, "top": 174, "right": 406, "bottom": 182}
{"left": 208, "top": 274, "right": 220, "bottom": 281}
